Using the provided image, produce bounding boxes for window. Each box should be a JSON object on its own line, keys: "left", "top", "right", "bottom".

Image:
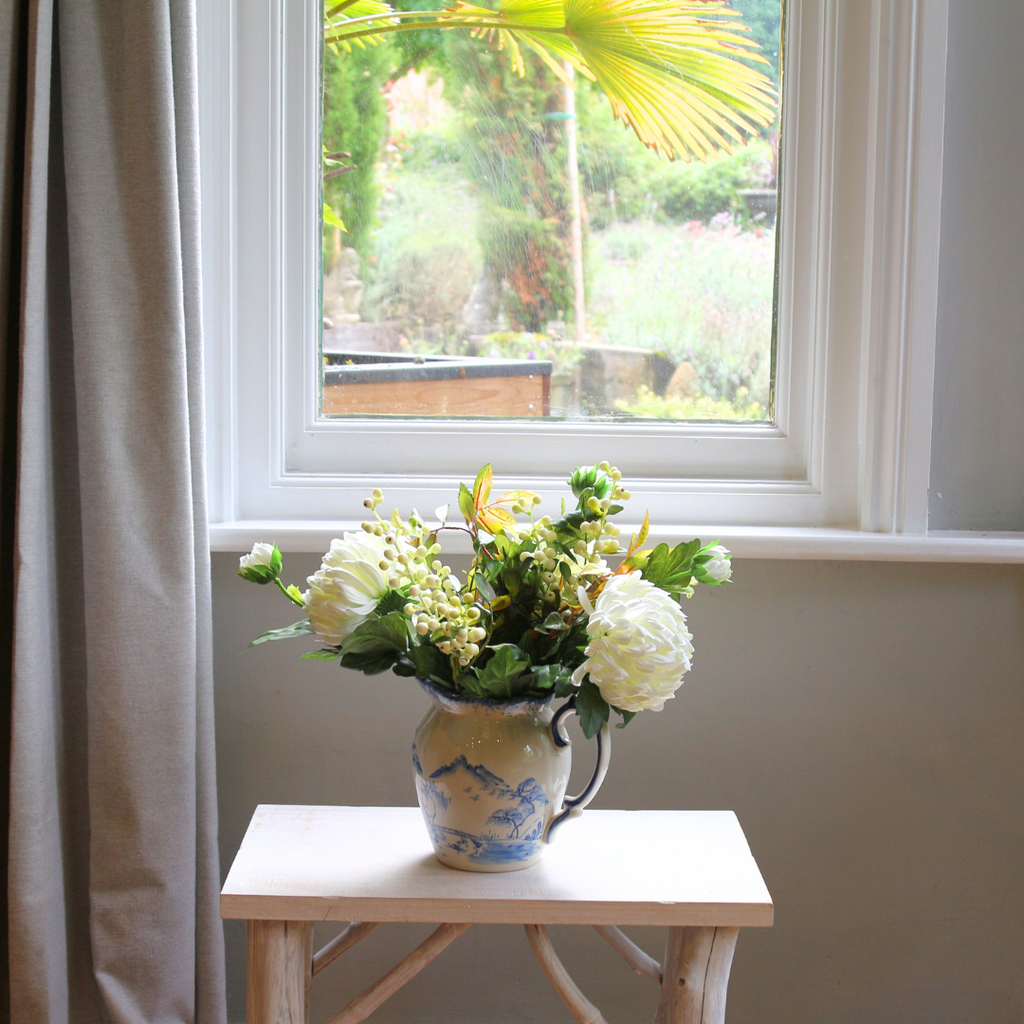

{"left": 200, "top": 0, "right": 950, "bottom": 551}
{"left": 319, "top": 4, "right": 780, "bottom": 425}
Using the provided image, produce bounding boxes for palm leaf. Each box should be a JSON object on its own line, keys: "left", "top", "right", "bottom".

{"left": 324, "top": 0, "right": 398, "bottom": 50}
{"left": 562, "top": 0, "right": 776, "bottom": 158}
{"left": 324, "top": 0, "right": 778, "bottom": 161}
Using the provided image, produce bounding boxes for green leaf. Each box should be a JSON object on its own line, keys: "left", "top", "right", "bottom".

{"left": 568, "top": 466, "right": 598, "bottom": 500}
{"left": 551, "top": 510, "right": 585, "bottom": 537}
{"left": 541, "top": 612, "right": 567, "bottom": 631}
{"left": 249, "top": 620, "right": 314, "bottom": 646}
{"left": 474, "top": 644, "right": 531, "bottom": 699}
{"left": 553, "top": 671, "right": 578, "bottom": 699}
{"left": 322, "top": 202, "right": 346, "bottom": 231}
{"left": 237, "top": 564, "right": 277, "bottom": 585}
{"left": 339, "top": 612, "right": 409, "bottom": 658}
{"left": 458, "top": 482, "right": 476, "bottom": 524}
{"left": 409, "top": 642, "right": 451, "bottom": 684}
{"left": 613, "top": 707, "right": 637, "bottom": 729}
{"left": 531, "top": 662, "right": 574, "bottom": 695}
{"left": 576, "top": 678, "right": 610, "bottom": 739}
{"left": 472, "top": 572, "right": 497, "bottom": 604}
{"left": 641, "top": 540, "right": 701, "bottom": 594}
{"left": 301, "top": 649, "right": 342, "bottom": 662}
{"left": 375, "top": 589, "right": 408, "bottom": 616}
{"left": 339, "top": 649, "right": 402, "bottom": 675}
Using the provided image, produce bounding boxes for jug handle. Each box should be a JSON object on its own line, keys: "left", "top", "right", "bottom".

{"left": 543, "top": 696, "right": 612, "bottom": 844}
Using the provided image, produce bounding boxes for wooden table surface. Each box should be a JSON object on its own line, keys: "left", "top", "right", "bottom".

{"left": 221, "top": 805, "right": 774, "bottom": 928}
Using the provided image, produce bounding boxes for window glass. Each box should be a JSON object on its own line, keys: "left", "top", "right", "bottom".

{"left": 320, "top": 0, "right": 782, "bottom": 423}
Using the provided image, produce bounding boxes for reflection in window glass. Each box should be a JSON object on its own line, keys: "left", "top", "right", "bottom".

{"left": 320, "top": 0, "right": 781, "bottom": 421}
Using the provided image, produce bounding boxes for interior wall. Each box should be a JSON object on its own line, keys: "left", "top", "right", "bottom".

{"left": 213, "top": 554, "right": 1024, "bottom": 1024}
{"left": 211, "top": 0, "right": 1024, "bottom": 1020}
{"left": 928, "top": 0, "right": 1024, "bottom": 531}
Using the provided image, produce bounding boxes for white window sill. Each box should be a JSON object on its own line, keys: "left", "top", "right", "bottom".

{"left": 209, "top": 522, "right": 1024, "bottom": 563}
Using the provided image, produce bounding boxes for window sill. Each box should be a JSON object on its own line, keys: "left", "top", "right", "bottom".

{"left": 208, "top": 522, "right": 1024, "bottom": 563}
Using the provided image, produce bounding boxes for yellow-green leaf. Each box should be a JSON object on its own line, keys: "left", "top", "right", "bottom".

{"left": 491, "top": 489, "right": 541, "bottom": 509}
{"left": 477, "top": 505, "right": 518, "bottom": 535}
{"left": 322, "top": 202, "right": 346, "bottom": 231}
{"left": 473, "top": 464, "right": 493, "bottom": 509}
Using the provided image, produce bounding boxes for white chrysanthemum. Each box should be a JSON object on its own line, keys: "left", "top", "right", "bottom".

{"left": 239, "top": 542, "right": 275, "bottom": 571}
{"left": 305, "top": 532, "right": 393, "bottom": 645}
{"left": 572, "top": 571, "right": 693, "bottom": 713}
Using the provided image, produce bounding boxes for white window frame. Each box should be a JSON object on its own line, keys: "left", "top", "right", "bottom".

{"left": 199, "top": 0, "right": 1021, "bottom": 561}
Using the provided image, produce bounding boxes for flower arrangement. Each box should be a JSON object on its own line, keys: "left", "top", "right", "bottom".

{"left": 239, "top": 463, "right": 731, "bottom": 738}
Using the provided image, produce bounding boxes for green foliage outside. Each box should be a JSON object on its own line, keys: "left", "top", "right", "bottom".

{"left": 730, "top": 0, "right": 783, "bottom": 88}
{"left": 589, "top": 220, "right": 774, "bottom": 410}
{"left": 577, "top": 86, "right": 773, "bottom": 229}
{"left": 323, "top": 0, "right": 783, "bottom": 421}
{"left": 322, "top": 39, "right": 395, "bottom": 262}
{"left": 364, "top": 154, "right": 481, "bottom": 328}
{"left": 439, "top": 34, "right": 574, "bottom": 331}
{"left": 617, "top": 385, "right": 764, "bottom": 421}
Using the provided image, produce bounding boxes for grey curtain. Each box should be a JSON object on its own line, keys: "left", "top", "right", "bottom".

{"left": 0, "top": 2, "right": 226, "bottom": 1022}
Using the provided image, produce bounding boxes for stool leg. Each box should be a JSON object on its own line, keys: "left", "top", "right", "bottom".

{"left": 654, "top": 926, "right": 738, "bottom": 1024}
{"left": 247, "top": 920, "right": 313, "bottom": 1024}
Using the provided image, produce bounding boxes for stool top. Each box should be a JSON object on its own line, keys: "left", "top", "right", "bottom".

{"left": 221, "top": 806, "right": 773, "bottom": 927}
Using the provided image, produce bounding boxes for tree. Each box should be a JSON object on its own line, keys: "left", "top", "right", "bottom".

{"left": 322, "top": 39, "right": 396, "bottom": 261}
{"left": 444, "top": 35, "right": 574, "bottom": 330}
{"left": 324, "top": 0, "right": 778, "bottom": 164}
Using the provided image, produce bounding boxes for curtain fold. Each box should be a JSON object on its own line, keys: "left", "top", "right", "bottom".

{"left": 1, "top": 1, "right": 226, "bottom": 1021}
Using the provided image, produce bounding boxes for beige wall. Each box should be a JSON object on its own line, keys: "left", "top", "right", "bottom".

{"left": 213, "top": 555, "right": 1024, "bottom": 1023}
{"left": 212, "top": 0, "right": 1024, "bottom": 1019}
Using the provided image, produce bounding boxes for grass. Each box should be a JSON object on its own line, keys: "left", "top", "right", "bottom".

{"left": 587, "top": 219, "right": 775, "bottom": 412}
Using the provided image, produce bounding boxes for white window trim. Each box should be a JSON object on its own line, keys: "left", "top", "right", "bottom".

{"left": 198, "top": 0, "right": 1024, "bottom": 561}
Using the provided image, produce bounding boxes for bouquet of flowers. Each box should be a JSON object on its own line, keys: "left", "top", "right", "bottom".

{"left": 239, "top": 463, "right": 731, "bottom": 738}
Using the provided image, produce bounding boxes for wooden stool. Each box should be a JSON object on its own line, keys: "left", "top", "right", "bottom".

{"left": 221, "top": 806, "right": 773, "bottom": 1024}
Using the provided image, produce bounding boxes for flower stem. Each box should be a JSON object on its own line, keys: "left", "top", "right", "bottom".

{"left": 275, "top": 577, "right": 305, "bottom": 608}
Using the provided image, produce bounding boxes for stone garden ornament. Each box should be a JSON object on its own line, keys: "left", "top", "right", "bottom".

{"left": 240, "top": 463, "right": 732, "bottom": 871}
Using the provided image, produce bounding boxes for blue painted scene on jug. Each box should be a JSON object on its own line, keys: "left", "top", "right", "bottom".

{"left": 413, "top": 747, "right": 550, "bottom": 867}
